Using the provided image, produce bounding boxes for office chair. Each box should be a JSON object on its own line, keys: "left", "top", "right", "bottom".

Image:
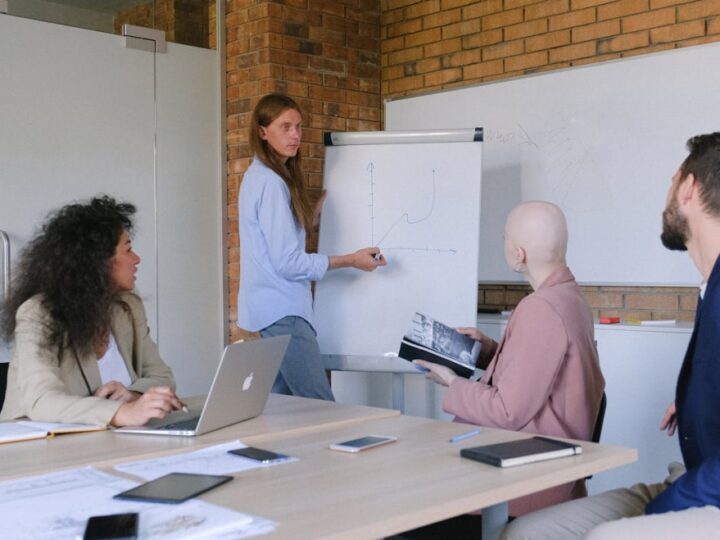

{"left": 586, "top": 391, "right": 607, "bottom": 481}
{"left": 592, "top": 391, "right": 607, "bottom": 444}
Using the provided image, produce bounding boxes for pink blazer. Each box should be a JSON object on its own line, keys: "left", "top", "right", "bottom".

{"left": 443, "top": 266, "right": 605, "bottom": 516}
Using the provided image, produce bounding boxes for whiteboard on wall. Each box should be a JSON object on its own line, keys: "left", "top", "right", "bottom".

{"left": 385, "top": 42, "right": 720, "bottom": 285}
{"left": 314, "top": 131, "right": 482, "bottom": 357}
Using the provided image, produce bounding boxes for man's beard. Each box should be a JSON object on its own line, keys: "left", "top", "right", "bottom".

{"left": 661, "top": 199, "right": 689, "bottom": 251}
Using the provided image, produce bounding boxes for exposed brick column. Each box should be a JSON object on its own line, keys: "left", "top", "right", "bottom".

{"left": 226, "top": 0, "right": 382, "bottom": 341}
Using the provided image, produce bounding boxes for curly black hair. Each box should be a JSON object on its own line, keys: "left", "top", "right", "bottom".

{"left": 0, "top": 195, "right": 136, "bottom": 357}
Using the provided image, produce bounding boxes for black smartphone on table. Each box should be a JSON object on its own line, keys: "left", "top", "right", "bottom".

{"left": 83, "top": 512, "right": 138, "bottom": 540}
{"left": 113, "top": 472, "right": 232, "bottom": 504}
{"left": 329, "top": 435, "right": 398, "bottom": 453}
{"left": 228, "top": 446, "right": 289, "bottom": 463}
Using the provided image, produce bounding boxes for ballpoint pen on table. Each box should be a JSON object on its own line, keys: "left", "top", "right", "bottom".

{"left": 449, "top": 429, "right": 481, "bottom": 443}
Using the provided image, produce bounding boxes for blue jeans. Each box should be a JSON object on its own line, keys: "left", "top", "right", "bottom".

{"left": 260, "top": 316, "right": 335, "bottom": 401}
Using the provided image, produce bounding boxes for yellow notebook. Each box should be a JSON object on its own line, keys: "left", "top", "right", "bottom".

{"left": 0, "top": 420, "right": 106, "bottom": 444}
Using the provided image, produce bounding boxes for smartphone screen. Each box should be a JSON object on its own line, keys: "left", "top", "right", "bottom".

{"left": 228, "top": 447, "right": 288, "bottom": 463}
{"left": 83, "top": 512, "right": 138, "bottom": 540}
{"left": 113, "top": 473, "right": 232, "bottom": 504}
{"left": 330, "top": 435, "right": 397, "bottom": 452}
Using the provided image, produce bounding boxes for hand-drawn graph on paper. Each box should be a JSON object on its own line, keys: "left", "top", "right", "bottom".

{"left": 366, "top": 161, "right": 457, "bottom": 256}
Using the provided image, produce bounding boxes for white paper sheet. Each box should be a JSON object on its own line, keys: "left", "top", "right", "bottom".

{"left": 0, "top": 467, "right": 275, "bottom": 539}
{"left": 0, "top": 420, "right": 104, "bottom": 444}
{"left": 0, "top": 422, "right": 47, "bottom": 443}
{"left": 114, "top": 440, "right": 297, "bottom": 481}
{"left": 17, "top": 420, "right": 100, "bottom": 431}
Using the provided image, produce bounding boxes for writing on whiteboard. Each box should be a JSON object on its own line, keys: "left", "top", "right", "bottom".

{"left": 366, "top": 162, "right": 457, "bottom": 255}
{"left": 484, "top": 124, "right": 538, "bottom": 148}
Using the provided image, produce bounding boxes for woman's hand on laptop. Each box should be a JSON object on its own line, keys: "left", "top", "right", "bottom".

{"left": 110, "top": 386, "right": 182, "bottom": 427}
{"left": 95, "top": 381, "right": 141, "bottom": 403}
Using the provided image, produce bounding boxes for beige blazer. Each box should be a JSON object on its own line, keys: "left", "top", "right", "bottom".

{"left": 443, "top": 266, "right": 605, "bottom": 516}
{"left": 0, "top": 292, "right": 175, "bottom": 425}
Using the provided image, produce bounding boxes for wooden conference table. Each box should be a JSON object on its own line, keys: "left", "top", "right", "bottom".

{"left": 0, "top": 393, "right": 399, "bottom": 480}
{"left": 0, "top": 395, "right": 636, "bottom": 540}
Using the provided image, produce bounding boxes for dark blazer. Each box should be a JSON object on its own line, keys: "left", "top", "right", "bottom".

{"left": 646, "top": 255, "right": 720, "bottom": 513}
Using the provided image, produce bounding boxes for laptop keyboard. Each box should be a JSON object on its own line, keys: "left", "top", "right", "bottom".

{"left": 162, "top": 417, "right": 200, "bottom": 431}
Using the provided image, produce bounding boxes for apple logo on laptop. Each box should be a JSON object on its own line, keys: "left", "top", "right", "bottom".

{"left": 242, "top": 372, "right": 254, "bottom": 391}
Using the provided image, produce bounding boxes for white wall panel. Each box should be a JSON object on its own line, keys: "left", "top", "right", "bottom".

{"left": 0, "top": 15, "right": 223, "bottom": 399}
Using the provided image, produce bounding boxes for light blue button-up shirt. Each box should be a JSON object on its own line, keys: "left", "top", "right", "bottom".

{"left": 237, "top": 157, "right": 329, "bottom": 332}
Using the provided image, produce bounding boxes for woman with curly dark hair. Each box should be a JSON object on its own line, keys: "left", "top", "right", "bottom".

{"left": 0, "top": 196, "right": 182, "bottom": 426}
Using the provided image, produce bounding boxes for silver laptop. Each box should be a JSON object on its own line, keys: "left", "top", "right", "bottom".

{"left": 115, "top": 335, "right": 289, "bottom": 437}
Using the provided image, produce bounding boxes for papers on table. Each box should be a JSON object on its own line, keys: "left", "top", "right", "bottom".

{"left": 0, "top": 420, "right": 105, "bottom": 444}
{"left": 0, "top": 467, "right": 275, "bottom": 539}
{"left": 114, "top": 440, "right": 297, "bottom": 481}
{"left": 0, "top": 422, "right": 50, "bottom": 443}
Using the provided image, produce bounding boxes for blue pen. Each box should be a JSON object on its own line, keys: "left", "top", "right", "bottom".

{"left": 449, "top": 429, "right": 481, "bottom": 443}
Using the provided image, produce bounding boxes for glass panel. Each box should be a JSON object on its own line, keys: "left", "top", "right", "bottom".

{"left": 0, "top": 12, "right": 157, "bottom": 352}
{"left": 115, "top": 0, "right": 215, "bottom": 49}
{"left": 4, "top": 0, "right": 216, "bottom": 49}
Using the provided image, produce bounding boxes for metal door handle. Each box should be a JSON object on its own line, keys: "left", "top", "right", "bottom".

{"left": 0, "top": 230, "right": 9, "bottom": 300}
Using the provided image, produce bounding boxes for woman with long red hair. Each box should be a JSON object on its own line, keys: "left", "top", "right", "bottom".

{"left": 237, "top": 94, "right": 386, "bottom": 400}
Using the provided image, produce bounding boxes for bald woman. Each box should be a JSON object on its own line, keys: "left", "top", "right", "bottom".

{"left": 416, "top": 201, "right": 605, "bottom": 517}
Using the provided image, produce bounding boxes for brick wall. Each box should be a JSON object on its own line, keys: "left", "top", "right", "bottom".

{"left": 114, "top": 0, "right": 173, "bottom": 40}
{"left": 224, "top": 1, "right": 717, "bottom": 334}
{"left": 225, "top": 0, "right": 382, "bottom": 341}
{"left": 209, "top": 0, "right": 216, "bottom": 48}
{"left": 174, "top": 0, "right": 210, "bottom": 48}
{"left": 381, "top": 0, "right": 719, "bottom": 320}
{"left": 115, "top": 0, "right": 211, "bottom": 48}
{"left": 479, "top": 283, "right": 698, "bottom": 321}
{"left": 381, "top": 0, "right": 720, "bottom": 96}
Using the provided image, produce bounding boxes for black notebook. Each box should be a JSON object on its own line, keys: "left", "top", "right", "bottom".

{"left": 398, "top": 312, "right": 480, "bottom": 378}
{"left": 460, "top": 436, "right": 582, "bottom": 468}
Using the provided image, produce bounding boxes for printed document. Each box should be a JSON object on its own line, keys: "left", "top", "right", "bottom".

{"left": 0, "top": 467, "right": 275, "bottom": 539}
{"left": 114, "top": 440, "right": 297, "bottom": 481}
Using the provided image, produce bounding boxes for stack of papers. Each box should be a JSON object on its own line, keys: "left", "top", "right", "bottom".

{"left": 114, "top": 440, "right": 297, "bottom": 481}
{"left": 0, "top": 467, "right": 275, "bottom": 539}
{"left": 0, "top": 421, "right": 105, "bottom": 444}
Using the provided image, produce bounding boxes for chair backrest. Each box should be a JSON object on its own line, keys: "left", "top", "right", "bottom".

{"left": 592, "top": 391, "right": 607, "bottom": 444}
{"left": 585, "top": 391, "right": 607, "bottom": 482}
{"left": 590, "top": 341, "right": 606, "bottom": 444}
{"left": 0, "top": 361, "right": 8, "bottom": 412}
